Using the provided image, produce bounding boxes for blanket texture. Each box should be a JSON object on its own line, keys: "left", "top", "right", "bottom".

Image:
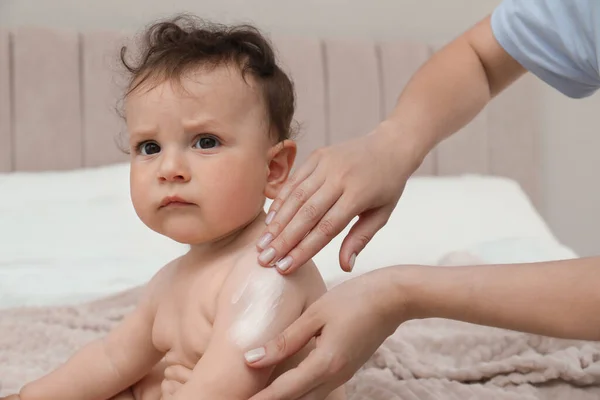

{"left": 2, "top": 286, "right": 600, "bottom": 399}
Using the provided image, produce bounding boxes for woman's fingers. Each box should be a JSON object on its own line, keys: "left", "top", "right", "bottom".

{"left": 278, "top": 195, "right": 358, "bottom": 273}
{"left": 264, "top": 152, "right": 320, "bottom": 223}
{"left": 245, "top": 307, "right": 323, "bottom": 368}
{"left": 257, "top": 177, "right": 329, "bottom": 266}
{"left": 338, "top": 207, "right": 392, "bottom": 271}
{"left": 263, "top": 188, "right": 353, "bottom": 273}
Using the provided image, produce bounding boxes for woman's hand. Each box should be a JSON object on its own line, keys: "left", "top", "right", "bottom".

{"left": 244, "top": 267, "right": 407, "bottom": 400}
{"left": 256, "top": 121, "right": 425, "bottom": 274}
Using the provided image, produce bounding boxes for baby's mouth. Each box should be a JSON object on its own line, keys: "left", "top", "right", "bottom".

{"left": 159, "top": 195, "right": 196, "bottom": 209}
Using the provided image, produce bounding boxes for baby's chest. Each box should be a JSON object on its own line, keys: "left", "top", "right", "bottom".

{"left": 152, "top": 292, "right": 217, "bottom": 365}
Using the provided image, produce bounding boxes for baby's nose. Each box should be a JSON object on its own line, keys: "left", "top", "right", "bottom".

{"left": 158, "top": 153, "right": 191, "bottom": 182}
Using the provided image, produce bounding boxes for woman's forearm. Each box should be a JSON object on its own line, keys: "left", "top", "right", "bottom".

{"left": 397, "top": 257, "right": 600, "bottom": 341}
{"left": 384, "top": 16, "right": 526, "bottom": 163}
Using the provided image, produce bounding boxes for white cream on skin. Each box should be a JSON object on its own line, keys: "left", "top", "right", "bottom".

{"left": 230, "top": 266, "right": 286, "bottom": 348}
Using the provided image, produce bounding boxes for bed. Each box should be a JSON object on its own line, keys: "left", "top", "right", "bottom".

{"left": 1, "top": 27, "right": 598, "bottom": 399}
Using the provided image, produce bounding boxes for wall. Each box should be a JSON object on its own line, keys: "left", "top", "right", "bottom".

{"left": 0, "top": 0, "right": 499, "bottom": 40}
{"left": 1, "top": 0, "right": 599, "bottom": 256}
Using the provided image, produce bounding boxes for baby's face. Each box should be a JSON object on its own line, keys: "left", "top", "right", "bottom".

{"left": 125, "top": 65, "right": 273, "bottom": 245}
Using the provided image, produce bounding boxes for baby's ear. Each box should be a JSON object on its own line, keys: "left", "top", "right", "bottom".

{"left": 265, "top": 140, "right": 296, "bottom": 199}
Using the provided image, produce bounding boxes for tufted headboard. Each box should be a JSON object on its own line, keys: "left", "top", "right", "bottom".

{"left": 0, "top": 27, "right": 541, "bottom": 207}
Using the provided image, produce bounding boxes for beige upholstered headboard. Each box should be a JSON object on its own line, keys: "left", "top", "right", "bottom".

{"left": 0, "top": 27, "right": 541, "bottom": 207}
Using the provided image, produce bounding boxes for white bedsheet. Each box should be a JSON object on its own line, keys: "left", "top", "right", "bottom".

{"left": 0, "top": 164, "right": 576, "bottom": 308}
{"left": 309, "top": 174, "right": 578, "bottom": 283}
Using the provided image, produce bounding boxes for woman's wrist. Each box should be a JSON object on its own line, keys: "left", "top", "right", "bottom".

{"left": 367, "top": 265, "right": 432, "bottom": 329}
{"left": 372, "top": 118, "right": 433, "bottom": 178}
{"left": 386, "top": 265, "right": 458, "bottom": 323}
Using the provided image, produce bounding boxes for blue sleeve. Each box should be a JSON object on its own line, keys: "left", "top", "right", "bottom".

{"left": 491, "top": 0, "right": 600, "bottom": 98}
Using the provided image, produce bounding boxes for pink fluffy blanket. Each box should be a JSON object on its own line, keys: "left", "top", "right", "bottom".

{"left": 1, "top": 287, "right": 600, "bottom": 399}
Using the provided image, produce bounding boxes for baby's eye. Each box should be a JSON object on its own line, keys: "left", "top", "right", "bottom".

{"left": 138, "top": 141, "right": 161, "bottom": 155}
{"left": 193, "top": 136, "right": 220, "bottom": 150}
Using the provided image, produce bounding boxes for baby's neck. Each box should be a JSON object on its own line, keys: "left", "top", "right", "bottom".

{"left": 186, "top": 211, "right": 267, "bottom": 261}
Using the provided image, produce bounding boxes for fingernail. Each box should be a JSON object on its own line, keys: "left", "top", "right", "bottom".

{"left": 265, "top": 211, "right": 276, "bottom": 225}
{"left": 349, "top": 253, "right": 357, "bottom": 271}
{"left": 276, "top": 256, "right": 293, "bottom": 271}
{"left": 244, "top": 347, "right": 266, "bottom": 363}
{"left": 257, "top": 232, "right": 274, "bottom": 249}
{"left": 259, "top": 247, "right": 276, "bottom": 264}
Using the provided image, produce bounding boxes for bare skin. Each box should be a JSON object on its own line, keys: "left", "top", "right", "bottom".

{"left": 14, "top": 222, "right": 344, "bottom": 400}
{"left": 243, "top": 14, "right": 600, "bottom": 400}
{"left": 246, "top": 258, "right": 600, "bottom": 400}
{"left": 5, "top": 65, "right": 345, "bottom": 400}
{"left": 256, "top": 15, "right": 526, "bottom": 274}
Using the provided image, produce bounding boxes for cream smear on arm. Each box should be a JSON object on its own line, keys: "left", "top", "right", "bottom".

{"left": 229, "top": 266, "right": 286, "bottom": 348}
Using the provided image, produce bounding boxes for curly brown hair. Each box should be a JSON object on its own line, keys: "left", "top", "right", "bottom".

{"left": 120, "top": 15, "right": 296, "bottom": 142}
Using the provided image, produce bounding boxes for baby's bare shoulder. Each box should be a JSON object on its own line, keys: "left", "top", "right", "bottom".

{"left": 148, "top": 257, "right": 181, "bottom": 289}
{"left": 227, "top": 248, "right": 326, "bottom": 304}
{"left": 295, "top": 258, "right": 328, "bottom": 305}
{"left": 137, "top": 256, "right": 184, "bottom": 309}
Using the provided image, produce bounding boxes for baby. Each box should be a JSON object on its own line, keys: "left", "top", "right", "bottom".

{"left": 4, "top": 16, "right": 346, "bottom": 400}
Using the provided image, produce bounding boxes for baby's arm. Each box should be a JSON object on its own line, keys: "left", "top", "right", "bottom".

{"left": 173, "top": 252, "right": 324, "bottom": 400}
{"left": 18, "top": 267, "right": 170, "bottom": 400}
